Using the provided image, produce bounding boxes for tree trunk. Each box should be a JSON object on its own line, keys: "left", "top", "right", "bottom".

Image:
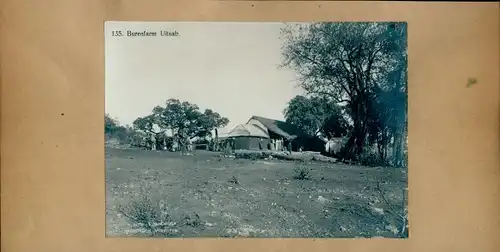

{"left": 343, "top": 134, "right": 356, "bottom": 160}
{"left": 392, "top": 133, "right": 398, "bottom": 166}
{"left": 392, "top": 127, "right": 405, "bottom": 167}
{"left": 342, "top": 99, "right": 369, "bottom": 161}
{"left": 377, "top": 131, "right": 384, "bottom": 160}
{"left": 345, "top": 121, "right": 367, "bottom": 160}
{"left": 385, "top": 129, "right": 389, "bottom": 160}
{"left": 383, "top": 131, "right": 389, "bottom": 161}
{"left": 398, "top": 122, "right": 408, "bottom": 167}
{"left": 214, "top": 128, "right": 219, "bottom": 152}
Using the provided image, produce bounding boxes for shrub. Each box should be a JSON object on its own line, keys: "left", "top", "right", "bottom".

{"left": 228, "top": 175, "right": 239, "bottom": 185}
{"left": 181, "top": 211, "right": 201, "bottom": 227}
{"left": 117, "top": 195, "right": 175, "bottom": 236}
{"left": 293, "top": 164, "right": 311, "bottom": 180}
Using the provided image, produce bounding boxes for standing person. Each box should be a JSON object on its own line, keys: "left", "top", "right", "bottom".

{"left": 187, "top": 137, "right": 193, "bottom": 152}
{"left": 178, "top": 132, "right": 186, "bottom": 155}
{"left": 224, "top": 139, "right": 231, "bottom": 155}
{"left": 231, "top": 138, "right": 236, "bottom": 153}
{"left": 214, "top": 128, "right": 219, "bottom": 152}
{"left": 150, "top": 133, "right": 156, "bottom": 150}
{"left": 287, "top": 141, "right": 292, "bottom": 155}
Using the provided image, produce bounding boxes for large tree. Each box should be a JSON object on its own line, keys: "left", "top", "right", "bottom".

{"left": 280, "top": 22, "right": 407, "bottom": 162}
{"left": 283, "top": 95, "right": 348, "bottom": 138}
{"left": 198, "top": 109, "right": 230, "bottom": 138}
{"left": 133, "top": 99, "right": 229, "bottom": 150}
{"left": 156, "top": 99, "right": 229, "bottom": 139}
{"left": 133, "top": 115, "right": 161, "bottom": 135}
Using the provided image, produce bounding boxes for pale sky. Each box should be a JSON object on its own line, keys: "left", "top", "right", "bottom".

{"left": 105, "top": 21, "right": 304, "bottom": 133}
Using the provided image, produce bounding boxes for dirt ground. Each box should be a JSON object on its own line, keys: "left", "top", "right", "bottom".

{"left": 105, "top": 147, "right": 408, "bottom": 238}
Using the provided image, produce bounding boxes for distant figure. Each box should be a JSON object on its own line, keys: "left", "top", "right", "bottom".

{"left": 287, "top": 141, "right": 292, "bottom": 155}
{"left": 178, "top": 135, "right": 187, "bottom": 155}
{"left": 186, "top": 138, "right": 193, "bottom": 152}
{"left": 214, "top": 129, "right": 219, "bottom": 152}
{"left": 150, "top": 134, "right": 156, "bottom": 150}
{"left": 325, "top": 138, "right": 342, "bottom": 156}
{"left": 172, "top": 140, "right": 179, "bottom": 152}
{"left": 325, "top": 139, "right": 334, "bottom": 156}
{"left": 258, "top": 138, "right": 263, "bottom": 150}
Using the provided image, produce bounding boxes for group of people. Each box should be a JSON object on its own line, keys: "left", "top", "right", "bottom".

{"left": 142, "top": 133, "right": 194, "bottom": 153}
{"left": 269, "top": 139, "right": 285, "bottom": 151}
{"left": 140, "top": 133, "right": 302, "bottom": 155}
{"left": 220, "top": 137, "right": 295, "bottom": 154}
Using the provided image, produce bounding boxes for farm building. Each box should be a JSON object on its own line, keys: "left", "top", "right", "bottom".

{"left": 245, "top": 116, "right": 325, "bottom": 152}
{"left": 219, "top": 123, "right": 270, "bottom": 151}
{"left": 215, "top": 116, "right": 326, "bottom": 152}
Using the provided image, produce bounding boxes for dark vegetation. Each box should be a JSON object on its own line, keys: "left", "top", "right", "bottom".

{"left": 280, "top": 22, "right": 407, "bottom": 167}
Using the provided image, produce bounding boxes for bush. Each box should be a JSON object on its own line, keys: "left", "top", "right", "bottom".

{"left": 117, "top": 195, "right": 175, "bottom": 236}
{"left": 233, "top": 150, "right": 268, "bottom": 160}
{"left": 293, "top": 164, "right": 311, "bottom": 180}
{"left": 228, "top": 175, "right": 239, "bottom": 185}
{"left": 181, "top": 212, "right": 201, "bottom": 227}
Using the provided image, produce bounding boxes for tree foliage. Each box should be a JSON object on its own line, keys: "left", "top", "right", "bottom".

{"left": 280, "top": 22, "right": 407, "bottom": 166}
{"left": 283, "top": 95, "right": 348, "bottom": 138}
{"left": 133, "top": 115, "right": 159, "bottom": 134}
{"left": 105, "top": 113, "right": 120, "bottom": 135}
{"left": 134, "top": 99, "right": 229, "bottom": 142}
{"left": 105, "top": 114, "right": 144, "bottom": 146}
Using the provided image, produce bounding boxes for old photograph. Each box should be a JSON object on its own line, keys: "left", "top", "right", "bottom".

{"left": 105, "top": 21, "right": 408, "bottom": 238}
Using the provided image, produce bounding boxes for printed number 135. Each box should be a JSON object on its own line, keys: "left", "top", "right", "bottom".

{"left": 112, "top": 31, "right": 123, "bottom": 37}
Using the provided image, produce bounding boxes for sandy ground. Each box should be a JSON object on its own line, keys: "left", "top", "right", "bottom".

{"left": 105, "top": 147, "right": 408, "bottom": 238}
